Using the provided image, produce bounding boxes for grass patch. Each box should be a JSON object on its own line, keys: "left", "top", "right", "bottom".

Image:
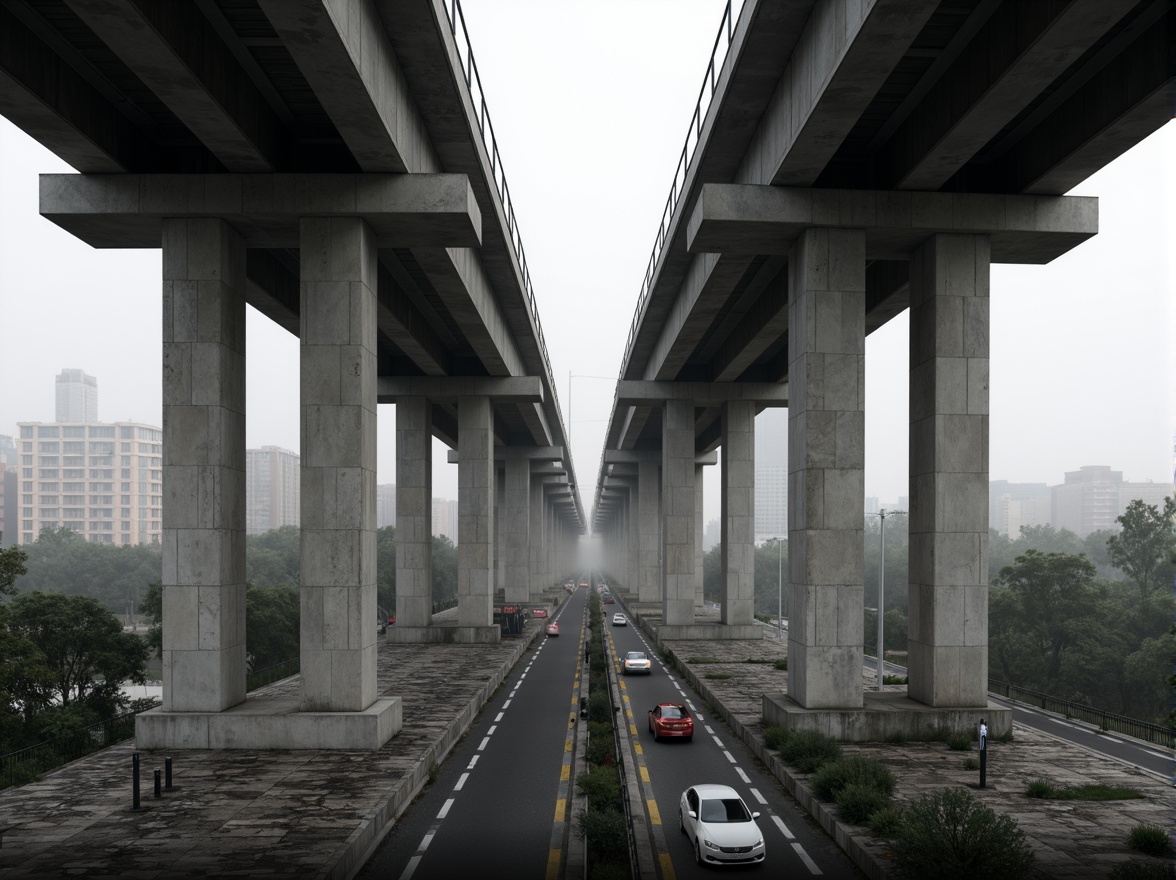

{"left": 1111, "top": 862, "right": 1176, "bottom": 880}
{"left": 688, "top": 657, "right": 723, "bottom": 664}
{"left": 704, "top": 672, "right": 732, "bottom": 680}
{"left": 1128, "top": 825, "right": 1170, "bottom": 858}
{"left": 882, "top": 674, "right": 908, "bottom": 685}
{"left": 774, "top": 658, "right": 788, "bottom": 670}
{"left": 762, "top": 725, "right": 789, "bottom": 751}
{"left": 810, "top": 754, "right": 896, "bottom": 802}
{"left": 744, "top": 657, "right": 778, "bottom": 664}
{"left": 946, "top": 731, "right": 974, "bottom": 751}
{"left": 778, "top": 730, "right": 841, "bottom": 773}
{"left": 963, "top": 758, "right": 980, "bottom": 771}
{"left": 1026, "top": 780, "right": 1143, "bottom": 801}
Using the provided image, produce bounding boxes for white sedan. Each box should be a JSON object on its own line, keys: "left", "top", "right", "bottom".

{"left": 611, "top": 613, "right": 627, "bottom": 626}
{"left": 622, "top": 651, "right": 651, "bottom": 675}
{"left": 679, "top": 784, "right": 765, "bottom": 866}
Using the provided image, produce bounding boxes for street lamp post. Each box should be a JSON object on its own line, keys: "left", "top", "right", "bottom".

{"left": 871, "top": 508, "right": 905, "bottom": 690}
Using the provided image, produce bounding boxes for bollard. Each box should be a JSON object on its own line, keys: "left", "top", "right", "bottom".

{"left": 164, "top": 756, "right": 174, "bottom": 791}
{"left": 153, "top": 769, "right": 162, "bottom": 798}
{"left": 978, "top": 717, "right": 988, "bottom": 789}
{"left": 131, "top": 751, "right": 142, "bottom": 811}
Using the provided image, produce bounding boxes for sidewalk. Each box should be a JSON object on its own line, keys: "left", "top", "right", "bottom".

{"left": 0, "top": 622, "right": 543, "bottom": 879}
{"left": 638, "top": 608, "right": 1176, "bottom": 879}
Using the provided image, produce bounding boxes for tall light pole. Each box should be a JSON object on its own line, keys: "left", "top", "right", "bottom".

{"left": 871, "top": 508, "right": 905, "bottom": 690}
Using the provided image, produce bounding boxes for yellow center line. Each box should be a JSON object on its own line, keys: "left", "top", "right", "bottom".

{"left": 640, "top": 766, "right": 650, "bottom": 783}
{"left": 634, "top": 743, "right": 643, "bottom": 755}
{"left": 647, "top": 799, "right": 662, "bottom": 825}
{"left": 659, "top": 853, "right": 676, "bottom": 879}
{"left": 545, "top": 849, "right": 562, "bottom": 880}
{"left": 560, "top": 764, "right": 570, "bottom": 781}
{"left": 629, "top": 723, "right": 638, "bottom": 736}
{"left": 555, "top": 797, "right": 566, "bottom": 822}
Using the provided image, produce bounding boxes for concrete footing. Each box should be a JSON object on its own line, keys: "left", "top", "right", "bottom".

{"left": 763, "top": 690, "right": 1011, "bottom": 742}
{"left": 657, "top": 623, "right": 763, "bottom": 640}
{"left": 385, "top": 625, "right": 502, "bottom": 644}
{"left": 135, "top": 694, "right": 402, "bottom": 750}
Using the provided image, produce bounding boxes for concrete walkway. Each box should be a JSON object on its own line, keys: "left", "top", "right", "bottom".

{"left": 637, "top": 607, "right": 1176, "bottom": 880}
{"left": 0, "top": 621, "right": 544, "bottom": 879}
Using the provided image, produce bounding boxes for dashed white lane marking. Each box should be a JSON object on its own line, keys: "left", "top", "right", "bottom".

{"left": 455, "top": 772, "right": 469, "bottom": 791}
{"left": 494, "top": 712, "right": 504, "bottom": 722}
{"left": 437, "top": 798, "right": 454, "bottom": 819}
{"left": 749, "top": 787, "right": 767, "bottom": 804}
{"left": 792, "top": 842, "right": 822, "bottom": 874}
{"left": 477, "top": 737, "right": 490, "bottom": 751}
{"left": 772, "top": 815, "right": 795, "bottom": 839}
{"left": 705, "top": 726, "right": 715, "bottom": 735}
{"left": 1145, "top": 749, "right": 1170, "bottom": 759}
{"left": 466, "top": 755, "right": 479, "bottom": 770}
{"left": 711, "top": 734, "right": 724, "bottom": 747}
{"left": 419, "top": 830, "right": 435, "bottom": 851}
{"left": 1101, "top": 736, "right": 1124, "bottom": 744}
{"left": 488, "top": 725, "right": 497, "bottom": 735}
{"left": 723, "top": 750, "right": 736, "bottom": 764}
{"left": 734, "top": 767, "right": 750, "bottom": 783}
{"left": 399, "top": 854, "right": 422, "bottom": 880}
{"left": 502, "top": 700, "right": 512, "bottom": 708}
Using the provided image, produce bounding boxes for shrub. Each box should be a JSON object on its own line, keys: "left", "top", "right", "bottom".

{"left": 774, "top": 658, "right": 788, "bottom": 670}
{"left": 588, "top": 860, "right": 632, "bottom": 880}
{"left": 945, "top": 731, "right": 973, "bottom": 751}
{"left": 779, "top": 730, "right": 841, "bottom": 773}
{"left": 762, "top": 725, "right": 790, "bottom": 751}
{"left": 1111, "top": 861, "right": 1176, "bottom": 880}
{"left": 837, "top": 783, "right": 892, "bottom": 824}
{"left": 1027, "top": 779, "right": 1144, "bottom": 801}
{"left": 869, "top": 805, "right": 905, "bottom": 837}
{"left": 810, "top": 755, "right": 896, "bottom": 802}
{"left": 588, "top": 691, "right": 613, "bottom": 725}
{"left": 893, "top": 788, "right": 1036, "bottom": 879}
{"left": 577, "top": 806, "right": 629, "bottom": 856}
{"left": 1026, "top": 779, "right": 1052, "bottom": 798}
{"left": 882, "top": 674, "right": 908, "bottom": 684}
{"left": 1128, "top": 825, "right": 1170, "bottom": 858}
{"left": 586, "top": 722, "right": 616, "bottom": 766}
{"left": 576, "top": 765, "right": 622, "bottom": 812}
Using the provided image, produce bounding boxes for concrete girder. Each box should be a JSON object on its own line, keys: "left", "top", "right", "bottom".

{"left": 605, "top": 449, "right": 718, "bottom": 466}
{"left": 687, "top": 185, "right": 1098, "bottom": 265}
{"left": 375, "top": 260, "right": 449, "bottom": 376}
{"left": 615, "top": 380, "right": 787, "bottom": 408}
{"left": 39, "top": 173, "right": 482, "bottom": 250}
{"left": 711, "top": 267, "right": 788, "bottom": 381}
{"left": 258, "top": 0, "right": 421, "bottom": 174}
{"left": 445, "top": 446, "right": 564, "bottom": 463}
{"left": 67, "top": 0, "right": 284, "bottom": 172}
{"left": 617, "top": 405, "right": 654, "bottom": 451}
{"left": 877, "top": 0, "right": 1139, "bottom": 192}
{"left": 378, "top": 375, "right": 542, "bottom": 404}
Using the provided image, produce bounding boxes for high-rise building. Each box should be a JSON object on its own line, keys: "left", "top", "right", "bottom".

{"left": 246, "top": 446, "right": 300, "bottom": 535}
{"left": 376, "top": 484, "right": 397, "bottom": 529}
{"left": 989, "top": 480, "right": 1051, "bottom": 537}
{"left": 16, "top": 420, "right": 162, "bottom": 545}
{"left": 1051, "top": 465, "right": 1172, "bottom": 537}
{"left": 755, "top": 464, "right": 787, "bottom": 543}
{"left": 55, "top": 369, "right": 98, "bottom": 423}
{"left": 431, "top": 497, "right": 458, "bottom": 543}
{"left": 0, "top": 463, "right": 17, "bottom": 547}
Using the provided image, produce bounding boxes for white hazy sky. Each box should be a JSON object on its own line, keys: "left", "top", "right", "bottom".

{"left": 0, "top": 0, "right": 1172, "bottom": 528}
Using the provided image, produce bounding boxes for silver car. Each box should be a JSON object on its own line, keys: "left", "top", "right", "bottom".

{"left": 679, "top": 783, "right": 765, "bottom": 866}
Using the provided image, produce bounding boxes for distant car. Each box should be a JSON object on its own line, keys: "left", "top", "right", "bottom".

{"left": 622, "top": 651, "right": 651, "bottom": 674}
{"left": 531, "top": 608, "right": 548, "bottom": 618}
{"left": 611, "top": 613, "right": 627, "bottom": 626}
{"left": 578, "top": 581, "right": 589, "bottom": 588}
{"left": 603, "top": 595, "right": 615, "bottom": 605}
{"left": 679, "top": 784, "right": 764, "bottom": 866}
{"left": 648, "top": 703, "right": 693, "bottom": 741}
{"left": 545, "top": 622, "right": 559, "bottom": 637}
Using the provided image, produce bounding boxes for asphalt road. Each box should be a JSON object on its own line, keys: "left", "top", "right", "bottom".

{"left": 606, "top": 615, "right": 866, "bottom": 879}
{"left": 358, "top": 587, "right": 589, "bottom": 879}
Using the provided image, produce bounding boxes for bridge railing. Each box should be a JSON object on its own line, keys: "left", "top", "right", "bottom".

{"left": 620, "top": 0, "right": 748, "bottom": 380}
{"left": 988, "top": 679, "right": 1176, "bottom": 749}
{"left": 441, "top": 0, "right": 581, "bottom": 517}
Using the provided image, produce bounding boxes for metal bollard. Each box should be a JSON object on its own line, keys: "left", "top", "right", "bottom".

{"left": 978, "top": 718, "right": 988, "bottom": 789}
{"left": 164, "top": 757, "right": 174, "bottom": 791}
{"left": 153, "top": 769, "right": 162, "bottom": 798}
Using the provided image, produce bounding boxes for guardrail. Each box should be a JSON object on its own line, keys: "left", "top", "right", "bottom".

{"left": 620, "top": 0, "right": 748, "bottom": 379}
{"left": 1, "top": 707, "right": 143, "bottom": 791}
{"left": 988, "top": 679, "right": 1175, "bottom": 749}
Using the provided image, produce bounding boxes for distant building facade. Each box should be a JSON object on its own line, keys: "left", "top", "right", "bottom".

{"left": 989, "top": 480, "right": 1051, "bottom": 537}
{"left": 246, "top": 446, "right": 300, "bottom": 535}
{"left": 376, "top": 484, "right": 397, "bottom": 529}
{"left": 754, "top": 464, "right": 787, "bottom": 543}
{"left": 16, "top": 420, "right": 162, "bottom": 545}
{"left": 0, "top": 463, "right": 16, "bottom": 547}
{"left": 1051, "top": 465, "right": 1171, "bottom": 537}
{"left": 432, "top": 497, "right": 458, "bottom": 542}
{"left": 55, "top": 369, "right": 98, "bottom": 423}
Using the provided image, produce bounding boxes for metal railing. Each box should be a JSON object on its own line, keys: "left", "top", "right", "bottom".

{"left": 620, "top": 0, "right": 748, "bottom": 379}
{"left": 0, "top": 707, "right": 145, "bottom": 791}
{"left": 989, "top": 679, "right": 1176, "bottom": 749}
{"left": 440, "top": 0, "right": 582, "bottom": 521}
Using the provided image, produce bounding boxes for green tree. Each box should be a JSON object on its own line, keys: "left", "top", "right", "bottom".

{"left": 702, "top": 544, "right": 720, "bottom": 604}
{"left": 376, "top": 526, "right": 397, "bottom": 617}
{"left": 246, "top": 585, "right": 300, "bottom": 669}
{"left": 754, "top": 538, "right": 787, "bottom": 616}
{"left": 141, "top": 581, "right": 163, "bottom": 652}
{"left": 7, "top": 592, "right": 149, "bottom": 720}
{"left": 1108, "top": 497, "right": 1176, "bottom": 600}
{"left": 0, "top": 544, "right": 28, "bottom": 595}
{"left": 246, "top": 525, "right": 300, "bottom": 587}
{"left": 432, "top": 535, "right": 457, "bottom": 607}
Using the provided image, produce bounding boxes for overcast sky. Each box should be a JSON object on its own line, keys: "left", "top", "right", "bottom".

{"left": 0, "top": 0, "right": 1171, "bottom": 529}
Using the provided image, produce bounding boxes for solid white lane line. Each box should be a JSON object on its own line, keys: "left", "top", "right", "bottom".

{"left": 792, "top": 842, "right": 822, "bottom": 874}
{"left": 1101, "top": 736, "right": 1124, "bottom": 744}
{"left": 438, "top": 799, "right": 454, "bottom": 819}
{"left": 772, "top": 815, "right": 795, "bottom": 839}
{"left": 749, "top": 788, "right": 767, "bottom": 805}
{"left": 734, "top": 767, "right": 750, "bottom": 783}
{"left": 455, "top": 772, "right": 469, "bottom": 791}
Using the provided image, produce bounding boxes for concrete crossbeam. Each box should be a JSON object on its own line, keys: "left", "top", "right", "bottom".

{"left": 908, "top": 234, "right": 991, "bottom": 708}
{"left": 381, "top": 376, "right": 542, "bottom": 404}
{"left": 787, "top": 228, "right": 866, "bottom": 711}
{"left": 687, "top": 184, "right": 1097, "bottom": 264}
{"left": 605, "top": 449, "right": 719, "bottom": 465}
{"left": 160, "top": 218, "right": 247, "bottom": 714}
{"left": 39, "top": 173, "right": 481, "bottom": 249}
{"left": 616, "top": 380, "right": 787, "bottom": 407}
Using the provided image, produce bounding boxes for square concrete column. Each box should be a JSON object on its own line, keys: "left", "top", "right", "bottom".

{"left": 637, "top": 459, "right": 661, "bottom": 603}
{"left": 529, "top": 472, "right": 546, "bottom": 599}
{"left": 503, "top": 457, "right": 530, "bottom": 603}
{"left": 458, "top": 396, "right": 494, "bottom": 626}
{"left": 495, "top": 465, "right": 505, "bottom": 597}
{"left": 695, "top": 464, "right": 705, "bottom": 608}
{"left": 628, "top": 487, "right": 640, "bottom": 594}
{"left": 662, "top": 398, "right": 696, "bottom": 625}
{"left": 395, "top": 397, "right": 432, "bottom": 626}
{"left": 787, "top": 227, "right": 866, "bottom": 710}
{"left": 908, "top": 234, "right": 991, "bottom": 707}
{"left": 160, "top": 218, "right": 247, "bottom": 713}
{"left": 721, "top": 400, "right": 756, "bottom": 625}
{"left": 299, "top": 217, "right": 378, "bottom": 713}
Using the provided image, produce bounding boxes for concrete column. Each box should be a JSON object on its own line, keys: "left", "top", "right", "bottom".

{"left": 908, "top": 234, "right": 991, "bottom": 707}
{"left": 628, "top": 487, "right": 640, "bottom": 595}
{"left": 503, "top": 457, "right": 530, "bottom": 603}
{"left": 529, "top": 471, "right": 545, "bottom": 600}
{"left": 299, "top": 217, "right": 378, "bottom": 713}
{"left": 495, "top": 464, "right": 505, "bottom": 599}
{"left": 721, "top": 400, "right": 756, "bottom": 625}
{"left": 662, "top": 398, "right": 696, "bottom": 625}
{"left": 637, "top": 460, "right": 660, "bottom": 603}
{"left": 787, "top": 227, "right": 865, "bottom": 710}
{"left": 395, "top": 397, "right": 431, "bottom": 626}
{"left": 695, "top": 464, "right": 705, "bottom": 608}
{"left": 160, "top": 218, "right": 247, "bottom": 713}
{"left": 457, "top": 396, "right": 494, "bottom": 626}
